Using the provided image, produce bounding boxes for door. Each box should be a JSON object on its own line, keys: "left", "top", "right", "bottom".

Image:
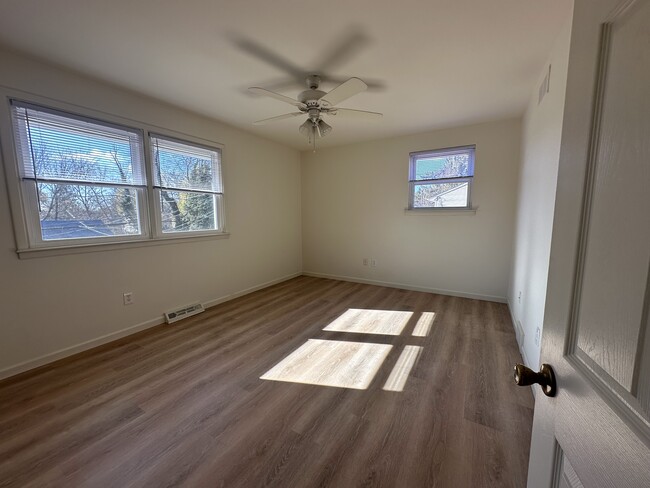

{"left": 526, "top": 0, "right": 650, "bottom": 486}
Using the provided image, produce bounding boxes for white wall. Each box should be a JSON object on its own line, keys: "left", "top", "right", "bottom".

{"left": 0, "top": 49, "right": 302, "bottom": 378}
{"left": 508, "top": 16, "right": 573, "bottom": 369}
{"left": 301, "top": 118, "right": 521, "bottom": 302}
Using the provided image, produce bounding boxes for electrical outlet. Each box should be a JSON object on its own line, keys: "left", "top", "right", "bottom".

{"left": 363, "top": 258, "right": 369, "bottom": 266}
{"left": 535, "top": 327, "right": 541, "bottom": 347}
{"left": 123, "top": 292, "right": 134, "bottom": 306}
{"left": 370, "top": 259, "right": 377, "bottom": 268}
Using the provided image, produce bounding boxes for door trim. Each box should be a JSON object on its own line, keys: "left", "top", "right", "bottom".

{"left": 563, "top": 0, "right": 650, "bottom": 445}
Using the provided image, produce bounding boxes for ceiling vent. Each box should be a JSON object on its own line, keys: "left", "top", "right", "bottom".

{"left": 164, "top": 303, "right": 205, "bottom": 324}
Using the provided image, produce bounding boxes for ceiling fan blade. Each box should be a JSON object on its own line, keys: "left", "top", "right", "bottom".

{"left": 327, "top": 108, "right": 383, "bottom": 119}
{"left": 261, "top": 74, "right": 385, "bottom": 94}
{"left": 321, "top": 78, "right": 368, "bottom": 106}
{"left": 234, "top": 37, "right": 305, "bottom": 80}
{"left": 249, "top": 77, "right": 304, "bottom": 93}
{"left": 319, "top": 28, "right": 369, "bottom": 72}
{"left": 321, "top": 75, "right": 386, "bottom": 92}
{"left": 253, "top": 113, "right": 304, "bottom": 125}
{"left": 249, "top": 87, "right": 307, "bottom": 109}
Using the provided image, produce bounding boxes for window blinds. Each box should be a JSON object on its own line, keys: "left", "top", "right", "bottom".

{"left": 150, "top": 134, "right": 222, "bottom": 193}
{"left": 11, "top": 101, "right": 145, "bottom": 186}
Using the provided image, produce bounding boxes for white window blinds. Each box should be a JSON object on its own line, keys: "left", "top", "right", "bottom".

{"left": 11, "top": 101, "right": 145, "bottom": 186}
{"left": 7, "top": 99, "right": 226, "bottom": 248}
{"left": 150, "top": 134, "right": 222, "bottom": 193}
{"left": 10, "top": 101, "right": 147, "bottom": 242}
{"left": 150, "top": 134, "right": 223, "bottom": 234}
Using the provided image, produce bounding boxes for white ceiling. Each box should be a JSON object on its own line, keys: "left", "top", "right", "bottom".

{"left": 0, "top": 0, "right": 571, "bottom": 150}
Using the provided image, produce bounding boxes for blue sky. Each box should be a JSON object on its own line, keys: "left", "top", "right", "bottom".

{"left": 414, "top": 157, "right": 446, "bottom": 179}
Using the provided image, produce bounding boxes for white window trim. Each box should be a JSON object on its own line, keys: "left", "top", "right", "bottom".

{"left": 15, "top": 232, "right": 231, "bottom": 260}
{"left": 11, "top": 100, "right": 152, "bottom": 249}
{"left": 407, "top": 145, "right": 476, "bottom": 211}
{"left": 404, "top": 207, "right": 478, "bottom": 216}
{"left": 0, "top": 91, "right": 229, "bottom": 258}
{"left": 22, "top": 181, "right": 152, "bottom": 249}
{"left": 149, "top": 132, "right": 225, "bottom": 238}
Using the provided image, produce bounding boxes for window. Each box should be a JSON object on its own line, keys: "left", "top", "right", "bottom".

{"left": 408, "top": 145, "right": 475, "bottom": 209}
{"left": 9, "top": 100, "right": 225, "bottom": 251}
{"left": 11, "top": 101, "right": 148, "bottom": 244}
{"left": 150, "top": 134, "right": 223, "bottom": 234}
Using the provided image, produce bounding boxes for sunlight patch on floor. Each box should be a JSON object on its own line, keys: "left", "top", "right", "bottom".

{"left": 261, "top": 339, "right": 393, "bottom": 389}
{"left": 412, "top": 312, "right": 436, "bottom": 337}
{"left": 323, "top": 309, "right": 413, "bottom": 336}
{"left": 383, "top": 345, "right": 423, "bottom": 392}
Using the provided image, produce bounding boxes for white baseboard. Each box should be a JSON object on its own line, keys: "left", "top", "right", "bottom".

{"left": 203, "top": 272, "right": 302, "bottom": 308}
{"left": 0, "top": 316, "right": 164, "bottom": 381}
{"left": 507, "top": 300, "right": 525, "bottom": 347}
{"left": 303, "top": 271, "right": 507, "bottom": 303}
{"left": 507, "top": 300, "right": 536, "bottom": 398}
{"left": 0, "top": 271, "right": 301, "bottom": 381}
{"left": 507, "top": 300, "right": 529, "bottom": 362}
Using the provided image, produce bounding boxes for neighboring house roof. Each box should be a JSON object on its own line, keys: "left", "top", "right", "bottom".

{"left": 41, "top": 220, "right": 114, "bottom": 239}
{"left": 423, "top": 182, "right": 469, "bottom": 207}
{"left": 435, "top": 182, "right": 468, "bottom": 199}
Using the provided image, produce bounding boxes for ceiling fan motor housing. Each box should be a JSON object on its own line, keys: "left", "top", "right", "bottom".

{"left": 299, "top": 89, "right": 326, "bottom": 104}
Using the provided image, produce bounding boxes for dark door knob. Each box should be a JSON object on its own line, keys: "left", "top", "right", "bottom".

{"left": 513, "top": 363, "right": 557, "bottom": 397}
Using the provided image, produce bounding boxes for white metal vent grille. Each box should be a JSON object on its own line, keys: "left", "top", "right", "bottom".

{"left": 165, "top": 303, "right": 205, "bottom": 324}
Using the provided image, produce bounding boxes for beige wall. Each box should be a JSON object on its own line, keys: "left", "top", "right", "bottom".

{"left": 508, "top": 15, "right": 573, "bottom": 369}
{"left": 301, "top": 118, "right": 521, "bottom": 301}
{"left": 0, "top": 32, "right": 568, "bottom": 378}
{"left": 0, "top": 49, "right": 302, "bottom": 378}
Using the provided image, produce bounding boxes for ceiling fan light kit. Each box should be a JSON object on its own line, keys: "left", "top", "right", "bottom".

{"left": 250, "top": 75, "right": 382, "bottom": 150}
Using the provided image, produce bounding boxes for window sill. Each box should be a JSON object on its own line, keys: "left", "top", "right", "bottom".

{"left": 404, "top": 207, "right": 478, "bottom": 216}
{"left": 16, "top": 232, "right": 230, "bottom": 259}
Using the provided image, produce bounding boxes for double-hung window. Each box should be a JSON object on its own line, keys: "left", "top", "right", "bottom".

{"left": 408, "top": 145, "right": 475, "bottom": 210}
{"left": 11, "top": 101, "right": 148, "bottom": 244}
{"left": 150, "top": 134, "right": 223, "bottom": 235}
{"left": 8, "top": 100, "right": 225, "bottom": 251}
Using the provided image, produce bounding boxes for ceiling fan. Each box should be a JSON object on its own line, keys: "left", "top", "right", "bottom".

{"left": 250, "top": 75, "right": 382, "bottom": 149}
{"left": 234, "top": 29, "right": 385, "bottom": 94}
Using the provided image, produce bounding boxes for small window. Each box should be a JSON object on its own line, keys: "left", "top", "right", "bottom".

{"left": 408, "top": 145, "right": 475, "bottom": 209}
{"left": 10, "top": 101, "right": 148, "bottom": 245}
{"left": 150, "top": 134, "right": 223, "bottom": 235}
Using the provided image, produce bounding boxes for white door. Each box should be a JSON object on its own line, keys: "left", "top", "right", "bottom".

{"left": 525, "top": 0, "right": 650, "bottom": 486}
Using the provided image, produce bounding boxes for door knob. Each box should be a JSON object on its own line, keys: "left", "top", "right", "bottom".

{"left": 513, "top": 363, "right": 557, "bottom": 397}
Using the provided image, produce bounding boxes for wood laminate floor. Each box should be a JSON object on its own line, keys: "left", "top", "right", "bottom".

{"left": 0, "top": 277, "right": 534, "bottom": 488}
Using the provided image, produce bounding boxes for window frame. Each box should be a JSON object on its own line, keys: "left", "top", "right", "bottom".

{"left": 11, "top": 100, "right": 152, "bottom": 248}
{"left": 408, "top": 145, "right": 476, "bottom": 211}
{"left": 2, "top": 95, "right": 228, "bottom": 256}
{"left": 149, "top": 132, "right": 225, "bottom": 239}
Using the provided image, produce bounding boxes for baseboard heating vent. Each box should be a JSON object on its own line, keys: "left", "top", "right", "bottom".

{"left": 165, "top": 303, "right": 205, "bottom": 324}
